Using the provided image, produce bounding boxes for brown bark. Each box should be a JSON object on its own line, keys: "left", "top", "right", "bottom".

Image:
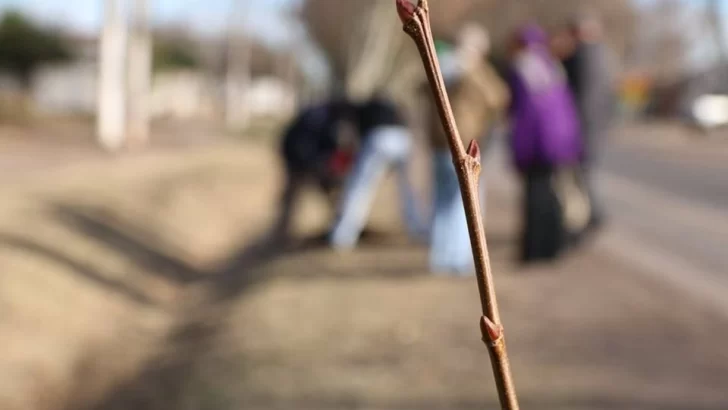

{"left": 396, "top": 1, "right": 519, "bottom": 409}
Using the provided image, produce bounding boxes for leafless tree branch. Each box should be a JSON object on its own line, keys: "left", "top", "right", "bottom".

{"left": 396, "top": 0, "right": 520, "bottom": 409}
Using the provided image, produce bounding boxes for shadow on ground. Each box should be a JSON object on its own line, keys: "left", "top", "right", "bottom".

{"left": 9, "top": 200, "right": 432, "bottom": 410}
{"left": 9, "top": 198, "right": 725, "bottom": 410}
{"left": 3, "top": 140, "right": 727, "bottom": 410}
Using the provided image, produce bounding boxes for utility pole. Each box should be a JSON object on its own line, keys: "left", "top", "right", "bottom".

{"left": 126, "top": 0, "right": 152, "bottom": 149}
{"left": 97, "top": 0, "right": 127, "bottom": 151}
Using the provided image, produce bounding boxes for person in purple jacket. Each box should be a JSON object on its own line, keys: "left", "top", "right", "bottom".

{"left": 506, "top": 24, "right": 583, "bottom": 263}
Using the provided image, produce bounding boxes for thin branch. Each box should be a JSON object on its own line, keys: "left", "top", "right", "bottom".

{"left": 396, "top": 0, "right": 520, "bottom": 409}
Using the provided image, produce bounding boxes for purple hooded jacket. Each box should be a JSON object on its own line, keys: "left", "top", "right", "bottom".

{"left": 508, "top": 24, "right": 583, "bottom": 171}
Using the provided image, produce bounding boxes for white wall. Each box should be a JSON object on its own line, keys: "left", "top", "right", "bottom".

{"left": 30, "top": 64, "right": 297, "bottom": 123}
{"left": 32, "top": 62, "right": 97, "bottom": 114}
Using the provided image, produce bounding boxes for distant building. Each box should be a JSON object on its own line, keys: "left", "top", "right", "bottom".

{"left": 27, "top": 33, "right": 302, "bottom": 125}
{"left": 242, "top": 76, "right": 297, "bottom": 119}
{"left": 31, "top": 61, "right": 97, "bottom": 115}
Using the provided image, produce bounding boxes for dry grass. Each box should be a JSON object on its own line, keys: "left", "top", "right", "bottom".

{"left": 0, "top": 137, "right": 726, "bottom": 410}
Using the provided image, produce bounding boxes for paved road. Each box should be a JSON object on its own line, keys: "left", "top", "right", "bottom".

{"left": 600, "top": 136, "right": 728, "bottom": 315}
{"left": 597, "top": 136, "right": 728, "bottom": 313}
{"left": 487, "top": 129, "right": 728, "bottom": 314}
{"left": 603, "top": 142, "right": 728, "bottom": 210}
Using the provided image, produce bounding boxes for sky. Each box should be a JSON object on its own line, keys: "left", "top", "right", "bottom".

{"left": 0, "top": 0, "right": 300, "bottom": 42}
{"left": 0, "top": 0, "right": 327, "bottom": 81}
{"left": 2, "top": 0, "right": 723, "bottom": 36}
{"left": 1, "top": 0, "right": 727, "bottom": 79}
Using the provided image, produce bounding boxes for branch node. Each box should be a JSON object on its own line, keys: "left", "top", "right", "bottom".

{"left": 395, "top": 0, "right": 416, "bottom": 24}
{"left": 397, "top": 0, "right": 519, "bottom": 407}
{"left": 467, "top": 139, "right": 481, "bottom": 162}
{"left": 466, "top": 139, "right": 482, "bottom": 176}
{"left": 480, "top": 315, "right": 503, "bottom": 346}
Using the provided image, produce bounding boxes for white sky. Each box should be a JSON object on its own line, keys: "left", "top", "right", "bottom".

{"left": 0, "top": 0, "right": 726, "bottom": 79}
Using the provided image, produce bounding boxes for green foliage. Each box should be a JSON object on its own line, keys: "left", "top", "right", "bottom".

{"left": 0, "top": 10, "right": 73, "bottom": 86}
{"left": 153, "top": 40, "right": 199, "bottom": 72}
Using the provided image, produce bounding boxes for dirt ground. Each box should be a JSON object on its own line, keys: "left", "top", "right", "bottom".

{"left": 1, "top": 135, "right": 727, "bottom": 410}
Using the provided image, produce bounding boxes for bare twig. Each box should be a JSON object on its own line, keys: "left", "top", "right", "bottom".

{"left": 395, "top": 0, "right": 520, "bottom": 409}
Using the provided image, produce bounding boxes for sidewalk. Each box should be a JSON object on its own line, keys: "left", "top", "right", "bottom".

{"left": 612, "top": 121, "right": 728, "bottom": 162}
{"left": 1, "top": 139, "right": 727, "bottom": 410}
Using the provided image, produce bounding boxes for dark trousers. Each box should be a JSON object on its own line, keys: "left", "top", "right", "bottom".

{"left": 520, "top": 166, "right": 567, "bottom": 263}
{"left": 272, "top": 168, "right": 339, "bottom": 241}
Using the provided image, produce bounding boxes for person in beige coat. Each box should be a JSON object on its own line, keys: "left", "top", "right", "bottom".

{"left": 423, "top": 23, "right": 510, "bottom": 275}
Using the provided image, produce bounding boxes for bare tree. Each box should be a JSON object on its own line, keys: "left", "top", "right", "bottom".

{"left": 631, "top": 0, "right": 689, "bottom": 82}
{"left": 301, "top": 0, "right": 465, "bottom": 116}
{"left": 467, "top": 0, "right": 636, "bottom": 62}
{"left": 300, "top": 0, "right": 636, "bottom": 107}
{"left": 345, "top": 0, "right": 403, "bottom": 99}
{"left": 708, "top": 0, "right": 727, "bottom": 67}
{"left": 97, "top": 0, "right": 127, "bottom": 151}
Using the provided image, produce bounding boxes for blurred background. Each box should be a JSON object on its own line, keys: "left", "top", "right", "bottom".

{"left": 0, "top": 1, "right": 727, "bottom": 410}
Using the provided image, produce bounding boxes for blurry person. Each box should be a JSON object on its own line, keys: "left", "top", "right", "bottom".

{"left": 562, "top": 13, "right": 615, "bottom": 239}
{"left": 328, "top": 93, "right": 425, "bottom": 250}
{"left": 273, "top": 97, "right": 358, "bottom": 242}
{"left": 506, "top": 24, "right": 583, "bottom": 264}
{"left": 549, "top": 28, "right": 577, "bottom": 61}
{"left": 424, "top": 23, "right": 511, "bottom": 275}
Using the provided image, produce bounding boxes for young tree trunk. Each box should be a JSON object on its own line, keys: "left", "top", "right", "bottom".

{"left": 224, "top": 35, "right": 252, "bottom": 130}
{"left": 708, "top": 0, "right": 727, "bottom": 68}
{"left": 398, "top": 1, "right": 520, "bottom": 408}
{"left": 225, "top": 2, "right": 253, "bottom": 130}
{"left": 97, "top": 0, "right": 127, "bottom": 152}
{"left": 126, "top": 0, "right": 152, "bottom": 149}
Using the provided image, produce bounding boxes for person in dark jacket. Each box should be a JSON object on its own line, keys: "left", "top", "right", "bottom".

{"left": 273, "top": 97, "right": 358, "bottom": 242}
{"left": 328, "top": 93, "right": 425, "bottom": 250}
{"left": 562, "top": 14, "right": 615, "bottom": 238}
